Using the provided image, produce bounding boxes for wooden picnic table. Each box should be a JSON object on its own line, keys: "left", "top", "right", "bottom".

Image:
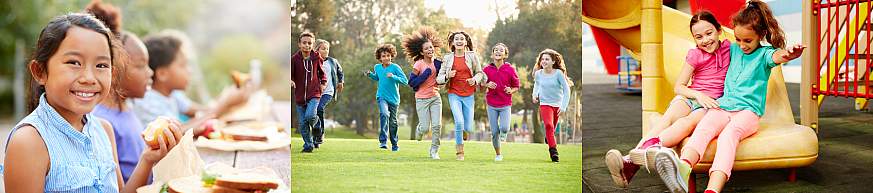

{"left": 196, "top": 100, "right": 293, "bottom": 186}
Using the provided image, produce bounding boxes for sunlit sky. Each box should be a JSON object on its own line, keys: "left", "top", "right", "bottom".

{"left": 424, "top": 0, "right": 519, "bottom": 30}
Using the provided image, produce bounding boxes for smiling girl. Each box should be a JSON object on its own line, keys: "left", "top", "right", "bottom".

{"left": 3, "top": 13, "right": 181, "bottom": 192}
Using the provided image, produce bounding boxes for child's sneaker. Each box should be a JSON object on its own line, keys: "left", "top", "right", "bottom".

{"left": 628, "top": 137, "right": 662, "bottom": 173}
{"left": 415, "top": 130, "right": 425, "bottom": 141}
{"left": 462, "top": 130, "right": 470, "bottom": 141}
{"left": 549, "top": 148, "right": 559, "bottom": 162}
{"left": 430, "top": 147, "right": 441, "bottom": 160}
{"left": 379, "top": 144, "right": 388, "bottom": 150}
{"left": 391, "top": 145, "right": 399, "bottom": 152}
{"left": 654, "top": 148, "right": 690, "bottom": 193}
{"left": 495, "top": 154, "right": 503, "bottom": 161}
{"left": 301, "top": 147, "right": 314, "bottom": 153}
{"left": 605, "top": 149, "right": 639, "bottom": 188}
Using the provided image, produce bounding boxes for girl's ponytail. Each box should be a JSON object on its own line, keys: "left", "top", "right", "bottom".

{"left": 733, "top": 0, "right": 786, "bottom": 49}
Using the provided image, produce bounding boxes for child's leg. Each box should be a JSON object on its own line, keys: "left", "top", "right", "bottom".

{"left": 540, "top": 105, "right": 558, "bottom": 148}
{"left": 315, "top": 94, "right": 333, "bottom": 144}
{"left": 680, "top": 109, "right": 730, "bottom": 165}
{"left": 377, "top": 98, "right": 390, "bottom": 146}
{"left": 415, "top": 98, "right": 431, "bottom": 140}
{"left": 296, "top": 104, "right": 314, "bottom": 149}
{"left": 658, "top": 109, "right": 707, "bottom": 147}
{"left": 447, "top": 94, "right": 465, "bottom": 145}
{"left": 429, "top": 97, "right": 443, "bottom": 149}
{"left": 707, "top": 110, "right": 759, "bottom": 192}
{"left": 498, "top": 106, "right": 511, "bottom": 135}
{"left": 388, "top": 103, "right": 399, "bottom": 147}
{"left": 643, "top": 96, "right": 692, "bottom": 146}
{"left": 487, "top": 106, "right": 500, "bottom": 152}
{"left": 461, "top": 95, "right": 475, "bottom": 134}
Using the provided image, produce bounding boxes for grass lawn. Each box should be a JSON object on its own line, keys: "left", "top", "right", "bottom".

{"left": 291, "top": 138, "right": 582, "bottom": 193}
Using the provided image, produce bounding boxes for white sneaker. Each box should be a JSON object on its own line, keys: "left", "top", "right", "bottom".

{"left": 430, "top": 146, "right": 440, "bottom": 160}
{"left": 495, "top": 155, "right": 503, "bottom": 161}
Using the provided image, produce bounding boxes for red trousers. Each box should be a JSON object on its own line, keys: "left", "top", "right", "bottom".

{"left": 540, "top": 105, "right": 560, "bottom": 148}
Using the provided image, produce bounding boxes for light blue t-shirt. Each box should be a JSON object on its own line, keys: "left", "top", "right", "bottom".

{"left": 323, "top": 59, "right": 335, "bottom": 96}
{"left": 368, "top": 63, "right": 408, "bottom": 105}
{"left": 132, "top": 89, "right": 182, "bottom": 127}
{"left": 532, "top": 69, "right": 571, "bottom": 111}
{"left": 717, "top": 43, "right": 779, "bottom": 116}
{"left": 4, "top": 94, "right": 119, "bottom": 192}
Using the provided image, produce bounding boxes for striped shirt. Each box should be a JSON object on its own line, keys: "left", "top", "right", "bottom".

{"left": 3, "top": 94, "right": 119, "bottom": 192}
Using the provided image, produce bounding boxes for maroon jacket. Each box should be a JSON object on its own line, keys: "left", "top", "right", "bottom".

{"left": 290, "top": 51, "right": 327, "bottom": 105}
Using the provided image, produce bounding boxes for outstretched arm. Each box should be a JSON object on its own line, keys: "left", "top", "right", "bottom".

{"left": 772, "top": 44, "right": 806, "bottom": 64}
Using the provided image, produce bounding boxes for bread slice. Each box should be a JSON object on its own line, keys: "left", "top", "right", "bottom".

{"left": 231, "top": 71, "right": 251, "bottom": 88}
{"left": 166, "top": 176, "right": 211, "bottom": 193}
{"left": 220, "top": 127, "right": 269, "bottom": 142}
{"left": 214, "top": 173, "right": 279, "bottom": 191}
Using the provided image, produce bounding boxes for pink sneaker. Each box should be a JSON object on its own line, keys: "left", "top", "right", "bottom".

{"left": 629, "top": 137, "right": 662, "bottom": 173}
{"left": 605, "top": 149, "right": 640, "bottom": 188}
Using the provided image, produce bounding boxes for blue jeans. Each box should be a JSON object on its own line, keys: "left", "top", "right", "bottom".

{"left": 377, "top": 98, "right": 399, "bottom": 147}
{"left": 448, "top": 94, "right": 475, "bottom": 145}
{"left": 315, "top": 94, "right": 334, "bottom": 144}
{"left": 296, "top": 98, "right": 320, "bottom": 150}
{"left": 487, "top": 105, "right": 511, "bottom": 149}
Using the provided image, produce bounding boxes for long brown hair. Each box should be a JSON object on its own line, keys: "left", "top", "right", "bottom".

{"left": 534, "top": 49, "right": 567, "bottom": 75}
{"left": 732, "top": 0, "right": 785, "bottom": 49}
{"left": 447, "top": 31, "right": 473, "bottom": 52}
{"left": 26, "top": 13, "right": 124, "bottom": 113}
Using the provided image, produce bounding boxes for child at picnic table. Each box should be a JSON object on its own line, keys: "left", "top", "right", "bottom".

{"left": 132, "top": 30, "right": 252, "bottom": 135}
{"left": 2, "top": 12, "right": 184, "bottom": 192}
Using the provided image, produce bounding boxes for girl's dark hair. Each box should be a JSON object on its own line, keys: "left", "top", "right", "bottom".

{"left": 402, "top": 26, "right": 442, "bottom": 62}
{"left": 143, "top": 33, "right": 183, "bottom": 73}
{"left": 26, "top": 13, "right": 124, "bottom": 113}
{"left": 732, "top": 0, "right": 785, "bottom": 49}
{"left": 690, "top": 10, "right": 722, "bottom": 32}
{"left": 375, "top": 44, "right": 397, "bottom": 61}
{"left": 447, "top": 31, "right": 474, "bottom": 52}
{"left": 86, "top": 0, "right": 130, "bottom": 110}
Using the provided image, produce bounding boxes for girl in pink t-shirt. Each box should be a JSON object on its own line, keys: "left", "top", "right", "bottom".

{"left": 402, "top": 27, "right": 445, "bottom": 159}
{"left": 605, "top": 11, "right": 731, "bottom": 188}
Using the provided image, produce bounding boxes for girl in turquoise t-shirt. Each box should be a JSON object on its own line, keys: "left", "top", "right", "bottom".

{"left": 652, "top": 1, "right": 806, "bottom": 193}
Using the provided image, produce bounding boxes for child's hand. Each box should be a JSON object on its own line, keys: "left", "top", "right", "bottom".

{"left": 387, "top": 72, "right": 394, "bottom": 78}
{"left": 486, "top": 82, "right": 497, "bottom": 89}
{"left": 337, "top": 83, "right": 344, "bottom": 92}
{"left": 504, "top": 87, "right": 515, "bottom": 94}
{"left": 783, "top": 44, "right": 806, "bottom": 61}
{"left": 695, "top": 93, "right": 719, "bottom": 109}
{"left": 466, "top": 78, "right": 476, "bottom": 86}
{"left": 532, "top": 96, "right": 539, "bottom": 104}
{"left": 448, "top": 70, "right": 457, "bottom": 78}
{"left": 141, "top": 119, "right": 183, "bottom": 165}
{"left": 289, "top": 80, "right": 296, "bottom": 88}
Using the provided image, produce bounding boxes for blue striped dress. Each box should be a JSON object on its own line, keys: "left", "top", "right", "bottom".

{"left": 2, "top": 94, "right": 119, "bottom": 192}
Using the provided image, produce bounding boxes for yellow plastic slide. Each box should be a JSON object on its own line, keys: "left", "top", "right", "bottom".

{"left": 582, "top": 1, "right": 817, "bottom": 172}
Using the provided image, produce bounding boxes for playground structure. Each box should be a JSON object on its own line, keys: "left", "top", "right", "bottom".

{"left": 616, "top": 56, "right": 642, "bottom": 92}
{"left": 579, "top": 0, "right": 873, "bottom": 191}
{"left": 802, "top": 0, "right": 872, "bottom": 128}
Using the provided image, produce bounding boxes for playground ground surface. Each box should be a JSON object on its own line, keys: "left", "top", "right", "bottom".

{"left": 582, "top": 73, "right": 873, "bottom": 193}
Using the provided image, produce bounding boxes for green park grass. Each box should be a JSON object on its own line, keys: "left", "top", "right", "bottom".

{"left": 290, "top": 138, "right": 582, "bottom": 193}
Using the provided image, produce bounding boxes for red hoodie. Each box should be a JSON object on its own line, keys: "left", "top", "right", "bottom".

{"left": 290, "top": 51, "right": 326, "bottom": 105}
